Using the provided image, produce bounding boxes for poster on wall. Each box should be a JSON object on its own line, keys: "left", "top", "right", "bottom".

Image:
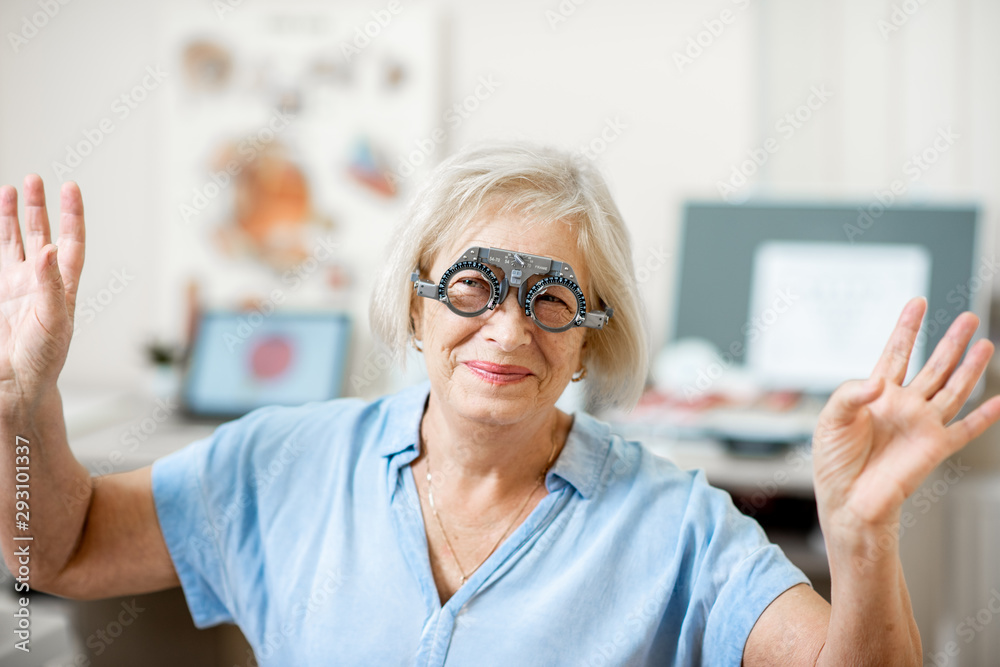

{"left": 157, "top": 2, "right": 443, "bottom": 347}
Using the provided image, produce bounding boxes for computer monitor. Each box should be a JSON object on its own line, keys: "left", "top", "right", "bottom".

{"left": 671, "top": 201, "right": 986, "bottom": 396}
{"left": 182, "top": 310, "right": 351, "bottom": 418}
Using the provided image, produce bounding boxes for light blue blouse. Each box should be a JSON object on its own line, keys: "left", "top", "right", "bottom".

{"left": 151, "top": 379, "right": 810, "bottom": 666}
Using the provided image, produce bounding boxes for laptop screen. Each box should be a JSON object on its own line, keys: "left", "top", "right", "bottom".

{"left": 182, "top": 310, "right": 351, "bottom": 418}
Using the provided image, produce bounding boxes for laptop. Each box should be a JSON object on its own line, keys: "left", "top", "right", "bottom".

{"left": 180, "top": 310, "right": 352, "bottom": 421}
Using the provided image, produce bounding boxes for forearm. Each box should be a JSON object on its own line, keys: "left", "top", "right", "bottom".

{"left": 816, "top": 517, "right": 921, "bottom": 667}
{"left": 0, "top": 388, "right": 93, "bottom": 585}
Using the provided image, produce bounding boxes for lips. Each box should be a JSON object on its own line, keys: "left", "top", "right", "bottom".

{"left": 463, "top": 360, "right": 533, "bottom": 384}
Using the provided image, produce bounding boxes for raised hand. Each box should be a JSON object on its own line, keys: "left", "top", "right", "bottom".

{"left": 811, "top": 296, "right": 1000, "bottom": 531}
{"left": 0, "top": 175, "right": 86, "bottom": 409}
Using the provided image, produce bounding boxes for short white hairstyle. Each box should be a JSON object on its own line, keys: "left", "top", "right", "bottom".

{"left": 369, "top": 140, "right": 649, "bottom": 411}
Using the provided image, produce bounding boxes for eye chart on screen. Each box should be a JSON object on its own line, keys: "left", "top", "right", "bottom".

{"left": 745, "top": 241, "right": 932, "bottom": 393}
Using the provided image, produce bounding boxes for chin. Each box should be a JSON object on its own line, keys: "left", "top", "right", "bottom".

{"left": 451, "top": 372, "right": 545, "bottom": 420}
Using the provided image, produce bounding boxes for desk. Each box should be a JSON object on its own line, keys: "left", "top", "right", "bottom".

{"left": 61, "top": 384, "right": 225, "bottom": 472}
{"left": 640, "top": 436, "right": 814, "bottom": 497}
{"left": 70, "top": 416, "right": 221, "bottom": 474}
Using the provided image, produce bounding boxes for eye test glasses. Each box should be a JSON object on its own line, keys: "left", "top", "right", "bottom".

{"left": 410, "top": 246, "right": 614, "bottom": 332}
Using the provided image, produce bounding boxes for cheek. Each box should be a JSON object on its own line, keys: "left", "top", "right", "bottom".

{"left": 542, "top": 333, "right": 586, "bottom": 368}
{"left": 423, "top": 309, "right": 479, "bottom": 346}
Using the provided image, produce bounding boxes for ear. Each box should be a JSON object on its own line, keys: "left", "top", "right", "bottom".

{"left": 577, "top": 332, "right": 589, "bottom": 366}
{"left": 409, "top": 296, "right": 423, "bottom": 341}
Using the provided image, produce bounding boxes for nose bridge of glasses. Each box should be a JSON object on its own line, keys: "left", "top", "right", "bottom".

{"left": 495, "top": 269, "right": 547, "bottom": 313}
{"left": 488, "top": 276, "right": 529, "bottom": 318}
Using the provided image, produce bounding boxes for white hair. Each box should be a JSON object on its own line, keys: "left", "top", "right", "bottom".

{"left": 369, "top": 140, "right": 649, "bottom": 411}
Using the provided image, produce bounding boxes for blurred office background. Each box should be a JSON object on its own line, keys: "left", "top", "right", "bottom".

{"left": 1, "top": 0, "right": 999, "bottom": 665}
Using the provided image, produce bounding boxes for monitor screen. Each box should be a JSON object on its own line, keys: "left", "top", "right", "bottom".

{"left": 183, "top": 310, "right": 351, "bottom": 418}
{"left": 672, "top": 201, "right": 983, "bottom": 395}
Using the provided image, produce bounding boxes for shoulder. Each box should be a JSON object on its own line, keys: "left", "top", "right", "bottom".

{"left": 166, "top": 382, "right": 428, "bottom": 481}
{"left": 572, "top": 411, "right": 702, "bottom": 501}
{"left": 203, "top": 395, "right": 372, "bottom": 464}
{"left": 574, "top": 412, "right": 758, "bottom": 540}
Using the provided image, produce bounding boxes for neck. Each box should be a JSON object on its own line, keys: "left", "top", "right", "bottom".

{"left": 418, "top": 391, "right": 571, "bottom": 503}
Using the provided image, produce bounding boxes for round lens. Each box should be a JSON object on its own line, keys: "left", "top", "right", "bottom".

{"left": 530, "top": 284, "right": 578, "bottom": 329}
{"left": 446, "top": 268, "right": 494, "bottom": 314}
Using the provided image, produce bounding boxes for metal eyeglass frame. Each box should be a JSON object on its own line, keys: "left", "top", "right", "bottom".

{"left": 409, "top": 246, "right": 614, "bottom": 333}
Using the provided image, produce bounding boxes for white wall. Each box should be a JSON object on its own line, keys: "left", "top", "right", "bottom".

{"left": 1, "top": 0, "right": 163, "bottom": 392}
{"left": 3, "top": 1, "right": 996, "bottom": 396}
{"left": 0, "top": 0, "right": 757, "bottom": 397}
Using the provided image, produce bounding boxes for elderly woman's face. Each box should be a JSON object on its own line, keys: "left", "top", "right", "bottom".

{"left": 412, "top": 210, "right": 589, "bottom": 424}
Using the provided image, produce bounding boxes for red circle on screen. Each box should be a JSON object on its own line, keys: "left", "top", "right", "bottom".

{"left": 250, "top": 335, "right": 294, "bottom": 379}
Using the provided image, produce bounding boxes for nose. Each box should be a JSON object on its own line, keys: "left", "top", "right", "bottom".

{"left": 480, "top": 290, "right": 533, "bottom": 351}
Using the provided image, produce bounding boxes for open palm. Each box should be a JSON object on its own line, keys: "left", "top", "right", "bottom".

{"left": 812, "top": 297, "right": 1000, "bottom": 529}
{"left": 0, "top": 175, "right": 85, "bottom": 406}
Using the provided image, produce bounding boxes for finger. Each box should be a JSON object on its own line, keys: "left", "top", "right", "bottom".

{"left": 22, "top": 174, "right": 51, "bottom": 259}
{"left": 931, "top": 338, "right": 994, "bottom": 422}
{"left": 908, "top": 312, "right": 980, "bottom": 398}
{"left": 870, "top": 297, "right": 927, "bottom": 385}
{"left": 33, "top": 244, "right": 66, "bottom": 331}
{"left": 947, "top": 394, "right": 1000, "bottom": 450}
{"left": 0, "top": 185, "right": 25, "bottom": 266}
{"left": 56, "top": 181, "right": 86, "bottom": 321}
{"left": 820, "top": 375, "right": 885, "bottom": 427}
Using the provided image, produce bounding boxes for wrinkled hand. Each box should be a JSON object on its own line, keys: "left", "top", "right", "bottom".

{"left": 812, "top": 297, "right": 1000, "bottom": 531}
{"left": 0, "top": 175, "right": 85, "bottom": 407}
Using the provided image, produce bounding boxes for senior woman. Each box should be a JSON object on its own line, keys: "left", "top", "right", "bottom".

{"left": 1, "top": 143, "right": 998, "bottom": 666}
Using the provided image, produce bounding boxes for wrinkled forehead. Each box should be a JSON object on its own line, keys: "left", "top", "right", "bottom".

{"left": 433, "top": 207, "right": 585, "bottom": 271}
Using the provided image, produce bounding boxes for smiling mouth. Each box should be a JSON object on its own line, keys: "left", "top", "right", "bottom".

{"left": 462, "top": 361, "right": 532, "bottom": 385}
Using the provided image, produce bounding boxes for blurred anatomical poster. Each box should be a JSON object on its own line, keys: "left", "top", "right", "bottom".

{"left": 157, "top": 2, "right": 442, "bottom": 333}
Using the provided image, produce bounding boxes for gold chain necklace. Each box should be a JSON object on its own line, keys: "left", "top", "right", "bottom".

{"left": 422, "top": 423, "right": 560, "bottom": 586}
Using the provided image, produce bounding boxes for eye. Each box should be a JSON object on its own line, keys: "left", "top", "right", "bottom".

{"left": 537, "top": 293, "right": 570, "bottom": 306}
{"left": 451, "top": 277, "right": 490, "bottom": 294}
{"left": 446, "top": 268, "right": 494, "bottom": 313}
{"left": 531, "top": 283, "right": 579, "bottom": 329}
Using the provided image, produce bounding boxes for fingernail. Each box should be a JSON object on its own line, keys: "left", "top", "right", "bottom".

{"left": 48, "top": 246, "right": 57, "bottom": 265}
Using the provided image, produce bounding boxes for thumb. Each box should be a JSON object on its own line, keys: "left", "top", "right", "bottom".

{"left": 823, "top": 375, "right": 885, "bottom": 426}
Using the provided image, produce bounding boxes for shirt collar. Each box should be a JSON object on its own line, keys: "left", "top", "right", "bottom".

{"left": 376, "top": 379, "right": 431, "bottom": 459}
{"left": 377, "top": 380, "right": 611, "bottom": 500}
{"left": 547, "top": 411, "right": 610, "bottom": 500}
